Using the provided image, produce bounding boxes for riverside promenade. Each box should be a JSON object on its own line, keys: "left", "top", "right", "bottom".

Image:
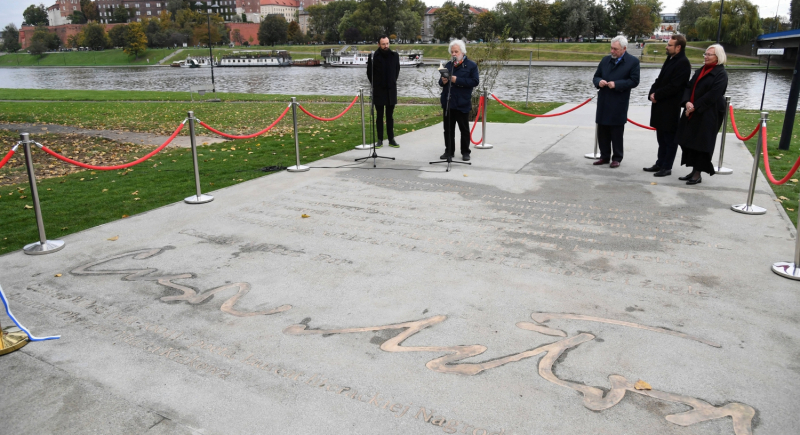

{"left": 1, "top": 103, "right": 797, "bottom": 435}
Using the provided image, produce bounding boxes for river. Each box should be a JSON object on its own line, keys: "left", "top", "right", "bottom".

{"left": 0, "top": 65, "right": 793, "bottom": 110}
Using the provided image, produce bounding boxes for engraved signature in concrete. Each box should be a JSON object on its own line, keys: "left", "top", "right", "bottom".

{"left": 284, "top": 313, "right": 754, "bottom": 435}
{"left": 71, "top": 247, "right": 291, "bottom": 317}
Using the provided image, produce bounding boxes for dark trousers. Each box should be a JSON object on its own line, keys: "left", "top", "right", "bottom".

{"left": 443, "top": 110, "right": 470, "bottom": 157}
{"left": 375, "top": 104, "right": 395, "bottom": 142}
{"left": 655, "top": 129, "right": 678, "bottom": 170}
{"left": 597, "top": 124, "right": 625, "bottom": 162}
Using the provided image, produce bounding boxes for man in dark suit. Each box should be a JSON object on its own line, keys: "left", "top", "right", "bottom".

{"left": 366, "top": 35, "right": 401, "bottom": 148}
{"left": 592, "top": 36, "right": 640, "bottom": 168}
{"left": 644, "top": 34, "right": 691, "bottom": 177}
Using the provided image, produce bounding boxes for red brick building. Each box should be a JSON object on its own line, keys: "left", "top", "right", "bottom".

{"left": 226, "top": 22, "right": 260, "bottom": 46}
{"left": 19, "top": 23, "right": 125, "bottom": 50}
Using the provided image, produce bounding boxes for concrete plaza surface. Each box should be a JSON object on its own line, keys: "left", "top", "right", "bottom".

{"left": 1, "top": 103, "right": 798, "bottom": 435}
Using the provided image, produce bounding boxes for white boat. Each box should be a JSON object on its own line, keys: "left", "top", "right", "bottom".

{"left": 181, "top": 56, "right": 212, "bottom": 68}
{"left": 321, "top": 46, "right": 423, "bottom": 68}
{"left": 218, "top": 50, "right": 292, "bottom": 67}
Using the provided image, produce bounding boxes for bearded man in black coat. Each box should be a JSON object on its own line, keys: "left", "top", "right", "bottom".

{"left": 366, "top": 35, "right": 401, "bottom": 148}
{"left": 644, "top": 34, "right": 691, "bottom": 177}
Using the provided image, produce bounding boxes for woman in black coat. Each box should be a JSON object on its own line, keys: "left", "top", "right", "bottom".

{"left": 439, "top": 39, "right": 479, "bottom": 161}
{"left": 674, "top": 44, "right": 729, "bottom": 185}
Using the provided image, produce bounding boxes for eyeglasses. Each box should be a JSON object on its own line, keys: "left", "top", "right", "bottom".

{"left": 703, "top": 53, "right": 717, "bottom": 57}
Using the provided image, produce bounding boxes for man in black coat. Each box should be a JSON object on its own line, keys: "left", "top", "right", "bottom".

{"left": 592, "top": 36, "right": 640, "bottom": 168}
{"left": 644, "top": 34, "right": 691, "bottom": 177}
{"left": 366, "top": 36, "right": 401, "bottom": 148}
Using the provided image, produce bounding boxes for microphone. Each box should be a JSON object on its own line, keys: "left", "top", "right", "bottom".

{"left": 452, "top": 56, "right": 457, "bottom": 63}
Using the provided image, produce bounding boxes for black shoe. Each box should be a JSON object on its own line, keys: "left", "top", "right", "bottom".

{"left": 643, "top": 165, "right": 661, "bottom": 172}
{"left": 678, "top": 172, "right": 694, "bottom": 181}
{"left": 440, "top": 153, "right": 452, "bottom": 160}
{"left": 686, "top": 176, "right": 702, "bottom": 185}
{"left": 375, "top": 141, "right": 383, "bottom": 149}
{"left": 462, "top": 154, "right": 470, "bottom": 161}
{"left": 653, "top": 169, "right": 671, "bottom": 177}
{"left": 388, "top": 140, "right": 400, "bottom": 148}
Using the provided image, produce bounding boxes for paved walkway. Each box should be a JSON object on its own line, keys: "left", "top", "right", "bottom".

{"left": 1, "top": 103, "right": 797, "bottom": 435}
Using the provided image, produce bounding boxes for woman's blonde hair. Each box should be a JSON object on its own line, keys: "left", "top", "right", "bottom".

{"left": 707, "top": 44, "right": 726, "bottom": 65}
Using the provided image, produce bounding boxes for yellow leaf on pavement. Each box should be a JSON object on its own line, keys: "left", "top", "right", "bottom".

{"left": 301, "top": 214, "right": 310, "bottom": 218}
{"left": 54, "top": 274, "right": 62, "bottom": 277}
{"left": 634, "top": 380, "right": 652, "bottom": 390}
{"left": 650, "top": 182, "right": 657, "bottom": 185}
{"left": 108, "top": 236, "right": 119, "bottom": 241}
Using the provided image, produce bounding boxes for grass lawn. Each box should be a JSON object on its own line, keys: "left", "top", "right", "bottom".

{"left": 0, "top": 48, "right": 179, "bottom": 67}
{"left": 0, "top": 89, "right": 561, "bottom": 253}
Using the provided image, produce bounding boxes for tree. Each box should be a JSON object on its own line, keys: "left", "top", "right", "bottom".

{"left": 307, "top": 1, "right": 358, "bottom": 42}
{"left": 67, "top": 33, "right": 81, "bottom": 48}
{"left": 29, "top": 26, "right": 60, "bottom": 55}
{"left": 80, "top": 0, "right": 98, "bottom": 22}
{"left": 287, "top": 20, "right": 301, "bottom": 41}
{"left": 68, "top": 11, "right": 88, "bottom": 24}
{"left": 528, "top": 0, "right": 551, "bottom": 41}
{"left": 343, "top": 27, "right": 361, "bottom": 43}
{"left": 124, "top": 21, "right": 148, "bottom": 58}
{"left": 792, "top": 0, "right": 800, "bottom": 29}
{"left": 564, "top": 0, "right": 593, "bottom": 39}
{"left": 167, "top": 0, "right": 188, "bottom": 15}
{"left": 605, "top": 0, "right": 632, "bottom": 36}
{"left": 548, "top": 0, "right": 570, "bottom": 39}
{"left": 395, "top": 9, "right": 422, "bottom": 42}
{"left": 433, "top": 2, "right": 464, "bottom": 40}
{"left": 231, "top": 28, "right": 243, "bottom": 45}
{"left": 112, "top": 7, "right": 131, "bottom": 23}
{"left": 471, "top": 11, "right": 498, "bottom": 42}
{"left": 695, "top": 0, "right": 761, "bottom": 45}
{"left": 588, "top": 2, "right": 608, "bottom": 38}
{"left": 347, "top": 0, "right": 389, "bottom": 42}
{"left": 1, "top": 24, "right": 22, "bottom": 53}
{"left": 762, "top": 16, "right": 789, "bottom": 34}
{"left": 108, "top": 24, "right": 127, "bottom": 47}
{"left": 625, "top": 4, "right": 654, "bottom": 40}
{"left": 678, "top": 0, "right": 712, "bottom": 40}
{"left": 23, "top": 4, "right": 49, "bottom": 26}
{"left": 82, "top": 22, "right": 110, "bottom": 49}
{"left": 258, "top": 15, "right": 288, "bottom": 46}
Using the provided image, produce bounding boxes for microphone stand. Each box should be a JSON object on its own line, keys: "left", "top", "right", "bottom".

{"left": 430, "top": 56, "right": 471, "bottom": 172}
{"left": 356, "top": 51, "right": 395, "bottom": 167}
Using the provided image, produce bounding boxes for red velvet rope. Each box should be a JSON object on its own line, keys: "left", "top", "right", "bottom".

{"left": 0, "top": 149, "right": 15, "bottom": 170}
{"left": 729, "top": 105, "right": 760, "bottom": 141}
{"left": 199, "top": 105, "right": 291, "bottom": 139}
{"left": 760, "top": 124, "right": 800, "bottom": 185}
{"left": 469, "top": 96, "right": 484, "bottom": 145}
{"left": 39, "top": 122, "right": 184, "bottom": 171}
{"left": 627, "top": 118, "right": 656, "bottom": 130}
{"left": 298, "top": 95, "right": 359, "bottom": 122}
{"left": 491, "top": 94, "right": 593, "bottom": 117}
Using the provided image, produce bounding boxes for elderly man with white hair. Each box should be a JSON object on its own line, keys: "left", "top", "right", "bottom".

{"left": 592, "top": 35, "right": 640, "bottom": 169}
{"left": 439, "top": 39, "right": 479, "bottom": 161}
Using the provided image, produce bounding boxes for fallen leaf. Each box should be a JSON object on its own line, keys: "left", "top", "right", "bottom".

{"left": 54, "top": 274, "right": 62, "bottom": 277}
{"left": 19, "top": 195, "right": 27, "bottom": 199}
{"left": 134, "top": 197, "right": 141, "bottom": 201}
{"left": 650, "top": 182, "right": 657, "bottom": 185}
{"left": 131, "top": 191, "right": 138, "bottom": 195}
{"left": 121, "top": 215, "right": 129, "bottom": 218}
{"left": 791, "top": 179, "right": 799, "bottom": 183}
{"left": 23, "top": 205, "right": 33, "bottom": 209}
{"left": 301, "top": 214, "right": 310, "bottom": 218}
{"left": 788, "top": 208, "right": 796, "bottom": 211}
{"left": 634, "top": 380, "right": 652, "bottom": 390}
{"left": 779, "top": 196, "right": 789, "bottom": 200}
{"left": 107, "top": 236, "right": 119, "bottom": 241}
{"left": 102, "top": 189, "right": 108, "bottom": 192}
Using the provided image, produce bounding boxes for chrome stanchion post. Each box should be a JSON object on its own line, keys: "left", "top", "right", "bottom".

{"left": 731, "top": 111, "right": 768, "bottom": 215}
{"left": 475, "top": 89, "right": 493, "bottom": 149}
{"left": 355, "top": 88, "right": 370, "bottom": 150}
{"left": 184, "top": 111, "right": 214, "bottom": 204}
{"left": 287, "top": 97, "right": 309, "bottom": 172}
{"left": 715, "top": 96, "right": 733, "bottom": 175}
{"left": 21, "top": 133, "right": 64, "bottom": 255}
{"left": 772, "top": 206, "right": 800, "bottom": 280}
{"left": 585, "top": 90, "right": 601, "bottom": 159}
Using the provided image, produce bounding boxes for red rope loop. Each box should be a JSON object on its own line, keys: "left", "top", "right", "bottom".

{"left": 199, "top": 105, "right": 291, "bottom": 139}
{"left": 298, "top": 95, "right": 359, "bottom": 122}
{"left": 0, "top": 149, "right": 16, "bottom": 170}
{"left": 39, "top": 122, "right": 184, "bottom": 171}
{"left": 491, "top": 94, "right": 593, "bottom": 118}
{"left": 627, "top": 118, "right": 656, "bottom": 130}
{"left": 469, "top": 96, "right": 484, "bottom": 145}
{"left": 729, "top": 105, "right": 760, "bottom": 141}
{"left": 760, "top": 123, "right": 800, "bottom": 185}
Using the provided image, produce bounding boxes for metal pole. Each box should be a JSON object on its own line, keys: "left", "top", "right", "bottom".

{"left": 585, "top": 90, "right": 602, "bottom": 159}
{"left": 475, "top": 89, "right": 493, "bottom": 149}
{"left": 287, "top": 97, "right": 309, "bottom": 172}
{"left": 771, "top": 205, "right": 800, "bottom": 280}
{"left": 21, "top": 133, "right": 64, "bottom": 255}
{"left": 355, "top": 88, "right": 370, "bottom": 150}
{"left": 760, "top": 53, "right": 772, "bottom": 111}
{"left": 716, "top": 0, "right": 725, "bottom": 43}
{"left": 207, "top": 12, "right": 216, "bottom": 93}
{"left": 731, "top": 112, "right": 768, "bottom": 215}
{"left": 184, "top": 112, "right": 214, "bottom": 204}
{"left": 715, "top": 96, "right": 733, "bottom": 175}
{"left": 778, "top": 40, "right": 800, "bottom": 151}
{"left": 525, "top": 51, "right": 532, "bottom": 108}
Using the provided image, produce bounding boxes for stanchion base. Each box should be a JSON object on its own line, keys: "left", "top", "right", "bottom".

{"left": 731, "top": 204, "right": 767, "bottom": 215}
{"left": 772, "top": 262, "right": 800, "bottom": 280}
{"left": 0, "top": 326, "right": 28, "bottom": 356}
{"left": 354, "top": 144, "right": 372, "bottom": 150}
{"left": 714, "top": 166, "right": 733, "bottom": 175}
{"left": 474, "top": 144, "right": 493, "bottom": 149}
{"left": 184, "top": 194, "right": 214, "bottom": 204}
{"left": 23, "top": 240, "right": 65, "bottom": 255}
{"left": 584, "top": 152, "right": 602, "bottom": 159}
{"left": 287, "top": 165, "right": 310, "bottom": 172}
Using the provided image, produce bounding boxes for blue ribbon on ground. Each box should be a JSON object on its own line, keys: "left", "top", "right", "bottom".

{"left": 0, "top": 283, "right": 60, "bottom": 342}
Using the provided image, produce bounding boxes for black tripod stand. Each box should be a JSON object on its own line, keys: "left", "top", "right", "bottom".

{"left": 430, "top": 59, "right": 471, "bottom": 172}
{"left": 356, "top": 52, "right": 394, "bottom": 168}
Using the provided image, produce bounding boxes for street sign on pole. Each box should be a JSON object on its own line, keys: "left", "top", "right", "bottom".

{"left": 757, "top": 48, "right": 785, "bottom": 55}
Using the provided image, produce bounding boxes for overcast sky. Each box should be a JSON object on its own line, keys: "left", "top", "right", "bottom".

{"left": 0, "top": 0, "right": 792, "bottom": 30}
